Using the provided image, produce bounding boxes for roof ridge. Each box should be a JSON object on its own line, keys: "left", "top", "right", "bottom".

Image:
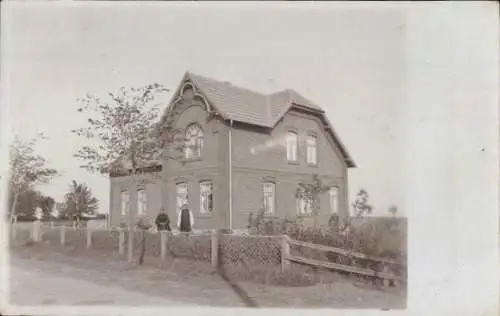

{"left": 187, "top": 72, "right": 267, "bottom": 97}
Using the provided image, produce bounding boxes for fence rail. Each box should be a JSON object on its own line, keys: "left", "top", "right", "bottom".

{"left": 9, "top": 222, "right": 406, "bottom": 286}
{"left": 286, "top": 237, "right": 404, "bottom": 266}
{"left": 281, "top": 235, "right": 406, "bottom": 284}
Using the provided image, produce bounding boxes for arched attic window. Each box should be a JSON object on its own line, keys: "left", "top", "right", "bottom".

{"left": 184, "top": 123, "right": 204, "bottom": 159}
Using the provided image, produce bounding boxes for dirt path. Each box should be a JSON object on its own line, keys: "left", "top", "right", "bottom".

{"left": 10, "top": 256, "right": 192, "bottom": 306}
{"left": 9, "top": 245, "right": 406, "bottom": 308}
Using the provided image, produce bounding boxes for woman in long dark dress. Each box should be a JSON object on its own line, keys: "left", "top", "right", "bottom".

{"left": 177, "top": 204, "right": 194, "bottom": 233}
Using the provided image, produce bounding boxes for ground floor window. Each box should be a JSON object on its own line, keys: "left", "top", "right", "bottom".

{"left": 137, "top": 188, "right": 147, "bottom": 215}
{"left": 120, "top": 190, "right": 130, "bottom": 216}
{"left": 329, "top": 187, "right": 339, "bottom": 214}
{"left": 199, "top": 181, "right": 213, "bottom": 214}
{"left": 176, "top": 182, "right": 188, "bottom": 213}
{"left": 297, "top": 196, "right": 313, "bottom": 215}
{"left": 261, "top": 182, "right": 275, "bottom": 215}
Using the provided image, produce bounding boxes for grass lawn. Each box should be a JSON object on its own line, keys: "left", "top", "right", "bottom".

{"left": 9, "top": 242, "right": 406, "bottom": 309}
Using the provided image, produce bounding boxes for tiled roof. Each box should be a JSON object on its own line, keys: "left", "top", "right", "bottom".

{"left": 186, "top": 72, "right": 324, "bottom": 128}
{"left": 167, "top": 72, "right": 356, "bottom": 167}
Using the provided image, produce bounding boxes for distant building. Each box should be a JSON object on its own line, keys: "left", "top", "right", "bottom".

{"left": 109, "top": 72, "right": 356, "bottom": 230}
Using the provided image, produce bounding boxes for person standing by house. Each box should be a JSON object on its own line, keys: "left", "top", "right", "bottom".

{"left": 177, "top": 203, "right": 194, "bottom": 233}
{"left": 155, "top": 208, "right": 171, "bottom": 232}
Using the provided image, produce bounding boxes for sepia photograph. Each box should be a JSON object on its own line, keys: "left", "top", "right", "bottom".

{"left": 0, "top": 2, "right": 498, "bottom": 316}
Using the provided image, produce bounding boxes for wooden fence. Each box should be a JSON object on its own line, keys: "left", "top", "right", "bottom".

{"left": 11, "top": 222, "right": 406, "bottom": 286}
{"left": 280, "top": 235, "right": 406, "bottom": 285}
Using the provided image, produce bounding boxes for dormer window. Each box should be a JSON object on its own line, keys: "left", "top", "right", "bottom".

{"left": 184, "top": 123, "right": 204, "bottom": 159}
{"left": 286, "top": 131, "right": 298, "bottom": 162}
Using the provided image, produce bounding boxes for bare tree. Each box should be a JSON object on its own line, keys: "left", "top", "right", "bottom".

{"left": 9, "top": 134, "right": 58, "bottom": 221}
{"left": 72, "top": 83, "right": 184, "bottom": 263}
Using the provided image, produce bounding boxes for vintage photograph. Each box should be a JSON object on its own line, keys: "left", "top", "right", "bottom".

{"left": 5, "top": 1, "right": 412, "bottom": 312}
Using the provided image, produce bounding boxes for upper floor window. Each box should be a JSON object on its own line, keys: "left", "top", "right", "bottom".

{"left": 329, "top": 187, "right": 339, "bottom": 214}
{"left": 261, "top": 182, "right": 276, "bottom": 215}
{"left": 184, "top": 123, "right": 204, "bottom": 159}
{"left": 306, "top": 134, "right": 318, "bottom": 164}
{"left": 137, "top": 189, "right": 147, "bottom": 216}
{"left": 286, "top": 131, "right": 298, "bottom": 162}
{"left": 120, "top": 190, "right": 130, "bottom": 216}
{"left": 199, "top": 181, "right": 213, "bottom": 214}
{"left": 176, "top": 182, "right": 189, "bottom": 214}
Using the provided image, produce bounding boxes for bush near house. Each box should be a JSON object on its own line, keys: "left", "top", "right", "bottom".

{"left": 247, "top": 210, "right": 407, "bottom": 277}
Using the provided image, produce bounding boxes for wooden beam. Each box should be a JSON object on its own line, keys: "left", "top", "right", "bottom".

{"left": 287, "top": 238, "right": 404, "bottom": 266}
{"left": 286, "top": 255, "right": 405, "bottom": 282}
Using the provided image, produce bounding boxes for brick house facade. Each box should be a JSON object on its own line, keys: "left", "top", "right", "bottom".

{"left": 109, "top": 72, "right": 356, "bottom": 231}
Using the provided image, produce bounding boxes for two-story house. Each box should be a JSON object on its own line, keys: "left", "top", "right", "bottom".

{"left": 109, "top": 72, "right": 356, "bottom": 231}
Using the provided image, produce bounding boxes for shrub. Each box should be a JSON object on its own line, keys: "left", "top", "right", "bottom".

{"left": 247, "top": 210, "right": 407, "bottom": 273}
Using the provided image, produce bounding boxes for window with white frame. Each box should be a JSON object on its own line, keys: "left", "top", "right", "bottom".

{"left": 297, "top": 196, "right": 313, "bottom": 215}
{"left": 176, "top": 182, "right": 188, "bottom": 214}
{"left": 137, "top": 189, "right": 147, "bottom": 215}
{"left": 306, "top": 134, "right": 318, "bottom": 164}
{"left": 329, "top": 187, "right": 339, "bottom": 214}
{"left": 184, "top": 123, "right": 204, "bottom": 159}
{"left": 120, "top": 190, "right": 130, "bottom": 216}
{"left": 286, "top": 131, "right": 298, "bottom": 162}
{"left": 261, "top": 182, "right": 275, "bottom": 215}
{"left": 199, "top": 181, "right": 213, "bottom": 214}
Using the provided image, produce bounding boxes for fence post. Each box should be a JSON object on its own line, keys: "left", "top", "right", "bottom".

{"left": 381, "top": 264, "right": 392, "bottom": 288}
{"left": 281, "top": 235, "right": 290, "bottom": 273}
{"left": 86, "top": 229, "right": 92, "bottom": 248}
{"left": 118, "top": 228, "right": 125, "bottom": 255}
{"left": 11, "top": 224, "right": 17, "bottom": 242}
{"left": 60, "top": 226, "right": 65, "bottom": 245}
{"left": 32, "top": 221, "right": 42, "bottom": 242}
{"left": 160, "top": 231, "right": 167, "bottom": 262}
{"left": 211, "top": 230, "right": 219, "bottom": 268}
{"left": 31, "top": 221, "right": 36, "bottom": 242}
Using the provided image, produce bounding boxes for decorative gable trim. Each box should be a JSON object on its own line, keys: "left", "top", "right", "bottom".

{"left": 160, "top": 73, "right": 227, "bottom": 127}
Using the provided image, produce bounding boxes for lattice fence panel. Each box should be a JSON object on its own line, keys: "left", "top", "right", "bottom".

{"left": 219, "top": 235, "right": 282, "bottom": 267}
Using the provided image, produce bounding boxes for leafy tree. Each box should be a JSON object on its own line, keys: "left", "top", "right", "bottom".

{"left": 8, "top": 134, "right": 58, "bottom": 220}
{"left": 351, "top": 189, "right": 373, "bottom": 218}
{"left": 38, "top": 195, "right": 55, "bottom": 219}
{"left": 388, "top": 204, "right": 398, "bottom": 217}
{"left": 72, "top": 83, "right": 184, "bottom": 263}
{"left": 8, "top": 189, "right": 55, "bottom": 221}
{"left": 295, "top": 174, "right": 332, "bottom": 229}
{"left": 11, "top": 189, "right": 39, "bottom": 220}
{"left": 63, "top": 180, "right": 99, "bottom": 222}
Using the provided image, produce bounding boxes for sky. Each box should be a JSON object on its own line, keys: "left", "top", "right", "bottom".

{"left": 4, "top": 3, "right": 406, "bottom": 216}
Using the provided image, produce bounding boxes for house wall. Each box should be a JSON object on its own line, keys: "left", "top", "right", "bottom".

{"left": 109, "top": 172, "right": 163, "bottom": 228}
{"left": 109, "top": 90, "right": 231, "bottom": 231}
{"left": 109, "top": 91, "right": 351, "bottom": 231}
{"left": 159, "top": 96, "right": 224, "bottom": 230}
{"left": 230, "top": 109, "right": 349, "bottom": 229}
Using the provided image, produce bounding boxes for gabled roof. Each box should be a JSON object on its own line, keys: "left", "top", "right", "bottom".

{"left": 180, "top": 72, "right": 324, "bottom": 128}
{"left": 164, "top": 71, "right": 356, "bottom": 168}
